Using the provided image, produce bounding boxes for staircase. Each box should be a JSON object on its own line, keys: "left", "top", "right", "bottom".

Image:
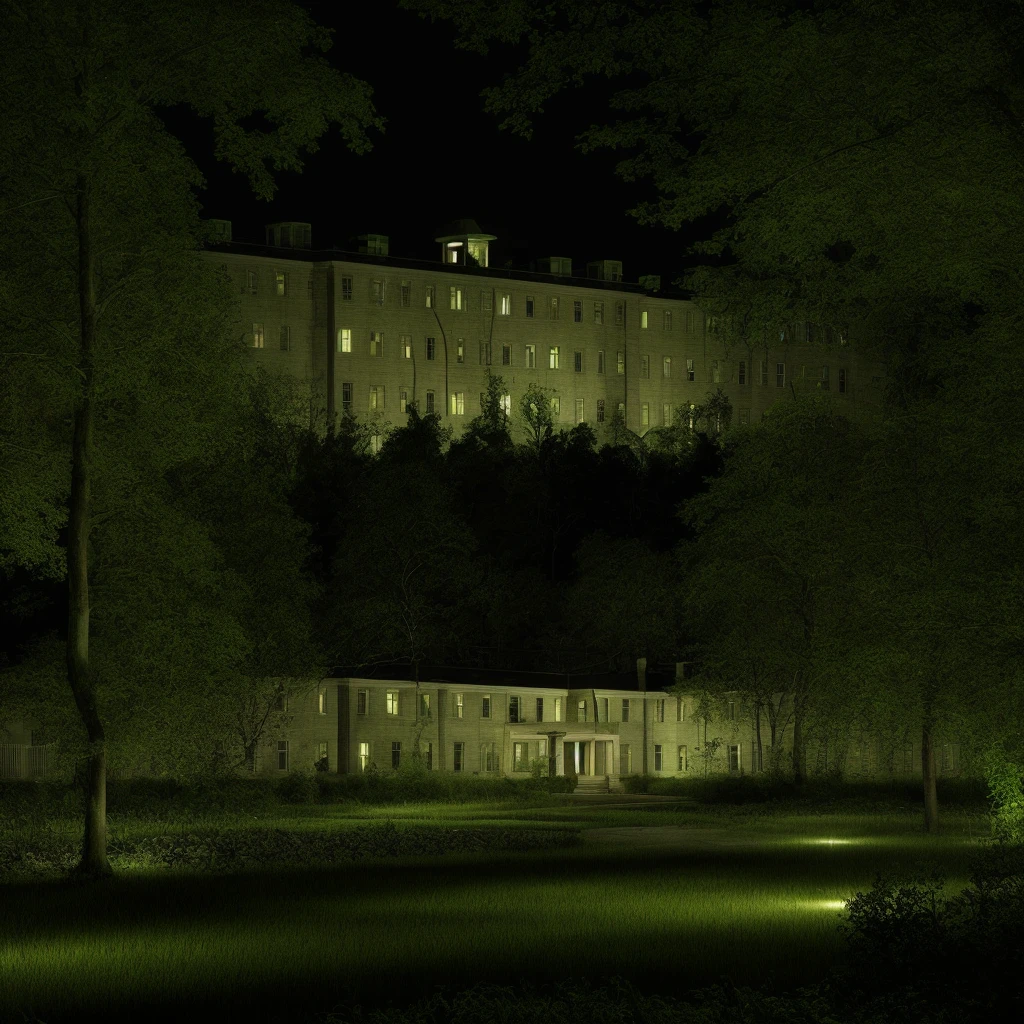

{"left": 573, "top": 774, "right": 625, "bottom": 795}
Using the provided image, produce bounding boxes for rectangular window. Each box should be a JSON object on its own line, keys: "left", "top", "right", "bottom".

{"left": 426, "top": 337, "right": 436, "bottom": 361}
{"left": 450, "top": 286, "right": 463, "bottom": 311}
{"left": 550, "top": 396, "right": 560, "bottom": 416}
{"left": 371, "top": 279, "right": 385, "bottom": 306}
{"left": 402, "top": 335, "right": 412, "bottom": 359}
{"left": 760, "top": 360, "right": 768, "bottom": 386}
{"left": 554, "top": 697, "right": 563, "bottom": 722}
{"left": 776, "top": 362, "right": 786, "bottom": 388}
{"left": 549, "top": 346, "right": 560, "bottom": 370}
{"left": 317, "top": 741, "right": 328, "bottom": 767}
{"left": 536, "top": 697, "right": 544, "bottom": 722}
{"left": 342, "top": 382, "right": 353, "bottom": 415}
{"left": 500, "top": 294, "right": 511, "bottom": 316}
{"left": 663, "top": 356, "right": 671, "bottom": 378}
{"left": 392, "top": 742, "right": 401, "bottom": 770}
{"left": 341, "top": 276, "right": 352, "bottom": 301}
{"left": 425, "top": 391, "right": 435, "bottom": 415}
{"left": 738, "top": 360, "right": 746, "bottom": 385}
{"left": 526, "top": 296, "right": 534, "bottom": 318}
{"left": 574, "top": 350, "right": 583, "bottom": 373}
{"left": 712, "top": 359, "right": 720, "bottom": 383}
{"left": 481, "top": 695, "right": 491, "bottom": 719}
{"left": 252, "top": 323, "right": 264, "bottom": 349}
{"left": 369, "top": 385, "right": 385, "bottom": 412}
{"left": 597, "top": 399, "right": 605, "bottom": 423}
{"left": 641, "top": 310, "right": 649, "bottom": 329}
{"left": 664, "top": 310, "right": 672, "bottom": 330}
{"left": 663, "top": 403, "right": 673, "bottom": 427}
{"left": 457, "top": 339, "right": 464, "bottom": 363}
{"left": 686, "top": 358, "right": 695, "bottom": 382}
{"left": 599, "top": 697, "right": 609, "bottom": 722}
{"left": 371, "top": 331, "right": 383, "bottom": 357}
{"left": 275, "top": 271, "right": 287, "bottom": 296}
{"left": 678, "top": 745, "right": 688, "bottom": 771}
{"left": 337, "top": 328, "right": 351, "bottom": 353}
{"left": 728, "top": 744, "right": 741, "bottom": 773}
{"left": 509, "top": 695, "right": 522, "bottom": 723}
{"left": 728, "top": 701, "right": 736, "bottom": 721}
{"left": 278, "top": 740, "right": 289, "bottom": 771}
{"left": 677, "top": 697, "right": 684, "bottom": 722}
{"left": 821, "top": 365, "right": 830, "bottom": 390}
{"left": 319, "top": 691, "right": 326, "bottom": 715}
{"left": 399, "top": 390, "right": 408, "bottom": 414}
{"left": 641, "top": 403, "right": 649, "bottom": 428}
{"left": 654, "top": 744, "right": 663, "bottom": 771}
{"left": 500, "top": 393, "right": 511, "bottom": 418}
{"left": 839, "top": 368, "right": 848, "bottom": 394}
{"left": 358, "top": 741, "right": 370, "bottom": 772}
{"left": 575, "top": 398, "right": 584, "bottom": 424}
{"left": 657, "top": 699, "right": 665, "bottom": 723}
{"left": 594, "top": 302, "right": 604, "bottom": 324}
{"left": 483, "top": 743, "right": 498, "bottom": 772}
{"left": 419, "top": 693, "right": 431, "bottom": 719}
{"left": 480, "top": 341, "right": 491, "bottom": 366}
{"left": 622, "top": 743, "right": 631, "bottom": 774}
{"left": 615, "top": 301, "right": 624, "bottom": 325}
{"left": 453, "top": 693, "right": 464, "bottom": 718}
{"left": 357, "top": 689, "right": 368, "bottom": 715}
{"left": 424, "top": 742, "right": 433, "bottom": 770}
{"left": 577, "top": 699, "right": 588, "bottom": 723}
{"left": 450, "top": 392, "right": 465, "bottom": 415}
{"left": 617, "top": 351, "right": 625, "bottom": 375}
{"left": 247, "top": 270, "right": 259, "bottom": 295}
{"left": 400, "top": 280, "right": 411, "bottom": 307}
{"left": 386, "top": 690, "right": 399, "bottom": 715}
{"left": 597, "top": 351, "right": 605, "bottom": 374}
{"left": 573, "top": 300, "right": 583, "bottom": 323}
{"left": 502, "top": 343, "right": 512, "bottom": 366}
{"left": 525, "top": 344, "right": 536, "bottom": 368}
{"left": 550, "top": 296, "right": 559, "bottom": 319}
{"left": 425, "top": 285, "right": 435, "bottom": 308}
{"left": 641, "top": 355, "right": 650, "bottom": 379}
{"left": 481, "top": 291, "right": 492, "bottom": 313}
{"left": 453, "top": 742, "right": 464, "bottom": 772}
{"left": 538, "top": 738, "right": 547, "bottom": 758}
{"left": 618, "top": 698, "right": 630, "bottom": 723}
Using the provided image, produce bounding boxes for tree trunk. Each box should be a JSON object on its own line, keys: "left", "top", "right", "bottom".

{"left": 755, "top": 702, "right": 763, "bottom": 773}
{"left": 792, "top": 697, "right": 805, "bottom": 784}
{"left": 922, "top": 718, "right": 939, "bottom": 833}
{"left": 68, "top": 172, "right": 111, "bottom": 879}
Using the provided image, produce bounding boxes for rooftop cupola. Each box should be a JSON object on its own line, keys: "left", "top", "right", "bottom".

{"left": 265, "top": 222, "right": 311, "bottom": 248}
{"left": 358, "top": 233, "right": 389, "bottom": 256}
{"left": 535, "top": 256, "right": 573, "bottom": 277}
{"left": 434, "top": 219, "right": 497, "bottom": 268}
{"left": 586, "top": 260, "right": 622, "bottom": 282}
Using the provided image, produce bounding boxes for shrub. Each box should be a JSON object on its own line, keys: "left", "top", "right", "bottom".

{"left": 276, "top": 771, "right": 318, "bottom": 805}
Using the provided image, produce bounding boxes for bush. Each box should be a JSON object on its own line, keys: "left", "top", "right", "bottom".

{"left": 276, "top": 771, "right": 318, "bottom": 805}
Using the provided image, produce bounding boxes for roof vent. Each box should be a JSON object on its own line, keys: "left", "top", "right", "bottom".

{"left": 586, "top": 260, "right": 622, "bottom": 282}
{"left": 535, "top": 256, "right": 573, "bottom": 277}
{"left": 358, "top": 233, "right": 389, "bottom": 257}
{"left": 266, "top": 222, "right": 311, "bottom": 248}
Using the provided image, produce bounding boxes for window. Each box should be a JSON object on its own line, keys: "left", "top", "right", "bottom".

{"left": 654, "top": 744, "right": 663, "bottom": 771}
{"left": 319, "top": 690, "right": 326, "bottom": 715}
{"left": 252, "top": 323, "right": 264, "bottom": 349}
{"left": 738, "top": 360, "right": 746, "bottom": 385}
{"left": 656, "top": 699, "right": 665, "bottom": 722}
{"left": 615, "top": 301, "right": 624, "bottom": 325}
{"left": 573, "top": 300, "right": 582, "bottom": 323}
{"left": 622, "top": 743, "right": 632, "bottom": 774}
{"left": 728, "top": 701, "right": 736, "bottom": 721}
{"left": 371, "top": 331, "right": 383, "bottom": 357}
{"left": 401, "top": 335, "right": 412, "bottom": 359}
{"left": 500, "top": 393, "right": 511, "bottom": 418}
{"left": 599, "top": 697, "right": 609, "bottom": 722}
{"left": 450, "top": 392, "right": 465, "bottom": 415}
{"left": 426, "top": 337, "right": 436, "bottom": 361}
{"left": 536, "top": 697, "right": 544, "bottom": 722}
{"left": 357, "top": 689, "right": 368, "bottom": 715}
{"left": 247, "top": 270, "right": 259, "bottom": 295}
{"left": 739, "top": 409, "right": 749, "bottom": 426}
{"left": 686, "top": 358, "right": 695, "bottom": 382}
{"left": 371, "top": 279, "right": 385, "bottom": 306}
{"left": 424, "top": 742, "right": 433, "bottom": 770}
{"left": 425, "top": 391, "right": 435, "bottom": 415}
{"left": 712, "top": 359, "right": 720, "bottom": 383}
{"left": 502, "top": 343, "right": 512, "bottom": 366}
{"left": 776, "top": 362, "right": 786, "bottom": 388}
{"left": 450, "top": 286, "right": 463, "bottom": 311}
{"left": 400, "top": 280, "right": 411, "bottom": 307}
{"left": 454, "top": 693, "right": 464, "bottom": 718}
{"left": 550, "top": 296, "right": 559, "bottom": 319}
{"left": 341, "top": 276, "right": 352, "bottom": 301}
{"left": 728, "top": 744, "right": 741, "bottom": 773}
{"left": 597, "top": 351, "right": 605, "bottom": 374}
{"left": 509, "top": 695, "right": 522, "bottom": 723}
{"left": 480, "top": 290, "right": 492, "bottom": 313}
{"left": 275, "top": 271, "right": 287, "bottom": 296}
{"left": 359, "top": 742, "right": 370, "bottom": 772}
{"left": 538, "top": 738, "right": 547, "bottom": 759}
{"left": 641, "top": 355, "right": 650, "bottom": 379}
{"left": 482, "top": 743, "right": 498, "bottom": 771}
{"left": 500, "top": 293, "right": 511, "bottom": 316}
{"left": 616, "top": 351, "right": 625, "bottom": 374}
{"left": 549, "top": 346, "right": 560, "bottom": 370}
{"left": 481, "top": 695, "right": 491, "bottom": 719}
{"left": 577, "top": 699, "right": 588, "bottom": 722}
{"left": 392, "top": 742, "right": 401, "bottom": 770}
{"left": 400, "top": 390, "right": 408, "bottom": 414}
{"left": 760, "top": 360, "right": 768, "bottom": 386}
{"left": 663, "top": 403, "right": 673, "bottom": 427}
{"left": 676, "top": 697, "right": 683, "bottom": 722}
{"left": 678, "top": 745, "right": 688, "bottom": 771}
{"left": 617, "top": 402, "right": 625, "bottom": 417}
{"left": 453, "top": 742, "right": 465, "bottom": 772}
{"left": 369, "top": 385, "right": 385, "bottom": 412}
{"left": 317, "top": 741, "right": 328, "bottom": 767}
{"left": 419, "top": 693, "right": 431, "bottom": 719}
{"left": 513, "top": 742, "right": 528, "bottom": 772}
{"left": 386, "top": 691, "right": 399, "bottom": 715}
{"left": 664, "top": 311, "right": 672, "bottom": 330}
{"left": 839, "top": 368, "right": 847, "bottom": 394}
{"left": 575, "top": 398, "right": 584, "bottom": 424}
{"left": 663, "top": 356, "right": 671, "bottom": 378}
{"left": 342, "top": 382, "right": 353, "bottom": 415}
{"left": 641, "top": 310, "right": 649, "bottom": 329}
{"left": 525, "top": 344, "right": 536, "bottom": 368}
{"left": 480, "top": 341, "right": 491, "bottom": 366}
{"left": 641, "top": 403, "right": 649, "bottom": 428}
{"left": 526, "top": 296, "right": 534, "bottom": 318}
{"left": 597, "top": 399, "right": 605, "bottom": 423}
{"left": 425, "top": 285, "right": 435, "bottom": 308}
{"left": 456, "top": 339, "right": 464, "bottom": 363}
{"left": 574, "top": 350, "right": 583, "bottom": 373}
{"left": 820, "top": 365, "right": 830, "bottom": 390}
{"left": 337, "top": 328, "right": 351, "bottom": 353}
{"left": 550, "top": 396, "right": 560, "bottom": 416}
{"left": 594, "top": 302, "right": 604, "bottom": 324}
{"left": 277, "top": 740, "right": 289, "bottom": 771}
{"left": 554, "top": 698, "right": 563, "bottom": 722}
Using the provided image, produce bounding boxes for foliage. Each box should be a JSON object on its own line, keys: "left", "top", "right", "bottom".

{"left": 983, "top": 745, "right": 1024, "bottom": 844}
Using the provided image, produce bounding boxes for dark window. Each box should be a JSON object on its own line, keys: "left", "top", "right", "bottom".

{"left": 426, "top": 390, "right": 434, "bottom": 414}
{"left": 342, "top": 382, "right": 353, "bottom": 414}
{"left": 341, "top": 276, "right": 352, "bottom": 301}
{"left": 509, "top": 695, "right": 521, "bottom": 723}
{"left": 453, "top": 742, "right": 464, "bottom": 772}
{"left": 525, "top": 296, "right": 534, "bottom": 318}
{"left": 573, "top": 300, "right": 582, "bottom": 323}
{"left": 536, "top": 697, "right": 544, "bottom": 722}
{"left": 738, "top": 361, "right": 746, "bottom": 385}
{"left": 597, "top": 399, "right": 605, "bottom": 423}
{"left": 426, "top": 337, "right": 436, "bottom": 360}
{"left": 391, "top": 742, "right": 401, "bottom": 769}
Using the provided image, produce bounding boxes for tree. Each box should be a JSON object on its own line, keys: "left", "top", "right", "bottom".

{"left": 0, "top": 0, "right": 381, "bottom": 877}
{"left": 517, "top": 381, "right": 556, "bottom": 454}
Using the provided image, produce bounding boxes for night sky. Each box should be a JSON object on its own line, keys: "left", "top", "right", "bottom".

{"left": 175, "top": 1, "right": 696, "bottom": 287}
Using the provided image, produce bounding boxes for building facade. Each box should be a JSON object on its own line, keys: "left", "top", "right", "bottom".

{"left": 205, "top": 219, "right": 885, "bottom": 441}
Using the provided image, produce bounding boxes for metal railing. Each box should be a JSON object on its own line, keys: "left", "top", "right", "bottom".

{"left": 0, "top": 743, "right": 57, "bottom": 779}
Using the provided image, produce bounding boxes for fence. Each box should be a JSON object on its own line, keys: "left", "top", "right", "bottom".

{"left": 0, "top": 743, "right": 57, "bottom": 779}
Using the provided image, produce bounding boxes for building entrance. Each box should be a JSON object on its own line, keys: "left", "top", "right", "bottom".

{"left": 564, "top": 741, "right": 588, "bottom": 775}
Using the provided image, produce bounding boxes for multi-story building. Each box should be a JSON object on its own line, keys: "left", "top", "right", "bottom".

{"left": 205, "top": 218, "right": 884, "bottom": 441}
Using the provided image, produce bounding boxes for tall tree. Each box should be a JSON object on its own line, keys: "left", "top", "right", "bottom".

{"left": 0, "top": 0, "right": 381, "bottom": 876}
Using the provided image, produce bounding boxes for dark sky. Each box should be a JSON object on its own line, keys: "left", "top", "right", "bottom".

{"left": 183, "top": 1, "right": 698, "bottom": 288}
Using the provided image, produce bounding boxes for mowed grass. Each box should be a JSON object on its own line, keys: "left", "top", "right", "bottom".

{"left": 0, "top": 800, "right": 987, "bottom": 1024}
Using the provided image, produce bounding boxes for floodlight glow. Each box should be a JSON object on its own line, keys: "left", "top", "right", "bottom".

{"left": 808, "top": 838, "right": 855, "bottom": 846}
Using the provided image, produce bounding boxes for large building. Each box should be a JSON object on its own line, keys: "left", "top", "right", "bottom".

{"left": 204, "top": 219, "right": 884, "bottom": 440}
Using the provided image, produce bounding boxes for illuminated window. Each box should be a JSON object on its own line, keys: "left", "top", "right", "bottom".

{"left": 319, "top": 691, "right": 326, "bottom": 715}
{"left": 641, "top": 403, "right": 649, "bottom": 427}
{"left": 456, "top": 339, "right": 464, "bottom": 363}
{"left": 425, "top": 391, "right": 434, "bottom": 415}
{"left": 342, "top": 382, "right": 353, "bottom": 414}
{"left": 454, "top": 693, "right": 464, "bottom": 718}
{"left": 536, "top": 697, "right": 544, "bottom": 721}
{"left": 369, "top": 385, "right": 385, "bottom": 412}
{"left": 820, "top": 365, "right": 830, "bottom": 390}
{"left": 400, "top": 280, "right": 411, "bottom": 307}
{"left": 760, "top": 360, "right": 768, "bottom": 386}
{"left": 500, "top": 293, "right": 511, "bottom": 316}
{"left": 509, "top": 695, "right": 522, "bottom": 723}
{"left": 550, "top": 296, "right": 559, "bottom": 319}
{"left": 337, "top": 328, "right": 351, "bottom": 353}
{"left": 575, "top": 398, "right": 584, "bottom": 424}
{"left": 776, "top": 362, "right": 786, "bottom": 388}
{"left": 247, "top": 270, "right": 259, "bottom": 295}
{"left": 453, "top": 742, "right": 464, "bottom": 772}
{"left": 573, "top": 300, "right": 582, "bottom": 323}
{"left": 549, "top": 346, "right": 560, "bottom": 369}
{"left": 450, "top": 286, "right": 463, "bottom": 311}
{"left": 551, "top": 396, "right": 560, "bottom": 417}
{"left": 392, "top": 742, "right": 401, "bottom": 769}
{"left": 357, "top": 689, "right": 368, "bottom": 715}
{"left": 502, "top": 344, "right": 512, "bottom": 366}
{"left": 359, "top": 742, "right": 369, "bottom": 771}
{"left": 597, "top": 399, "right": 605, "bottom": 423}
{"left": 275, "top": 271, "right": 287, "bottom": 296}
{"left": 738, "top": 360, "right": 746, "bottom": 385}
{"left": 839, "top": 368, "right": 847, "bottom": 394}
{"left": 616, "top": 351, "right": 624, "bottom": 374}
{"left": 402, "top": 335, "right": 412, "bottom": 359}
{"left": 386, "top": 691, "right": 399, "bottom": 715}
{"left": 341, "top": 276, "right": 352, "bottom": 300}
{"left": 450, "top": 392, "right": 465, "bottom": 415}
{"left": 663, "top": 403, "right": 673, "bottom": 427}
{"left": 686, "top": 358, "right": 694, "bottom": 382}
{"left": 577, "top": 699, "right": 588, "bottom": 722}
{"left": 597, "top": 351, "right": 605, "bottom": 374}
{"left": 621, "top": 699, "right": 630, "bottom": 723}
{"left": 574, "top": 350, "right": 583, "bottom": 373}
{"left": 480, "top": 341, "right": 491, "bottom": 366}
{"left": 641, "top": 310, "right": 649, "bottom": 329}
{"left": 712, "top": 359, "right": 720, "bottom": 383}
{"left": 594, "top": 302, "right": 604, "bottom": 324}
{"left": 252, "top": 323, "right": 264, "bottom": 349}
{"left": 664, "top": 310, "right": 672, "bottom": 330}
{"left": 525, "top": 344, "right": 536, "bottom": 368}
{"left": 526, "top": 296, "right": 534, "bottom": 318}
{"left": 513, "top": 742, "right": 528, "bottom": 771}
{"left": 481, "top": 695, "right": 491, "bottom": 719}
{"left": 371, "top": 280, "right": 385, "bottom": 306}
{"left": 654, "top": 744, "right": 662, "bottom": 771}
{"left": 554, "top": 697, "right": 563, "bottom": 722}
{"left": 615, "top": 301, "right": 624, "bottom": 325}
{"left": 500, "top": 393, "right": 511, "bottom": 418}
{"left": 425, "top": 285, "right": 435, "bottom": 308}
{"left": 678, "top": 745, "right": 688, "bottom": 771}
{"left": 400, "top": 389, "right": 408, "bottom": 414}
{"left": 277, "top": 740, "right": 289, "bottom": 771}
{"left": 370, "top": 331, "right": 383, "bottom": 357}
{"left": 426, "top": 337, "right": 436, "bottom": 360}
{"left": 728, "top": 744, "right": 741, "bottom": 773}
{"left": 663, "top": 356, "right": 671, "bottom": 378}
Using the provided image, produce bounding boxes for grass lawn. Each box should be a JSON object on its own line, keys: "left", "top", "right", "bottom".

{"left": 0, "top": 797, "right": 988, "bottom": 1024}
